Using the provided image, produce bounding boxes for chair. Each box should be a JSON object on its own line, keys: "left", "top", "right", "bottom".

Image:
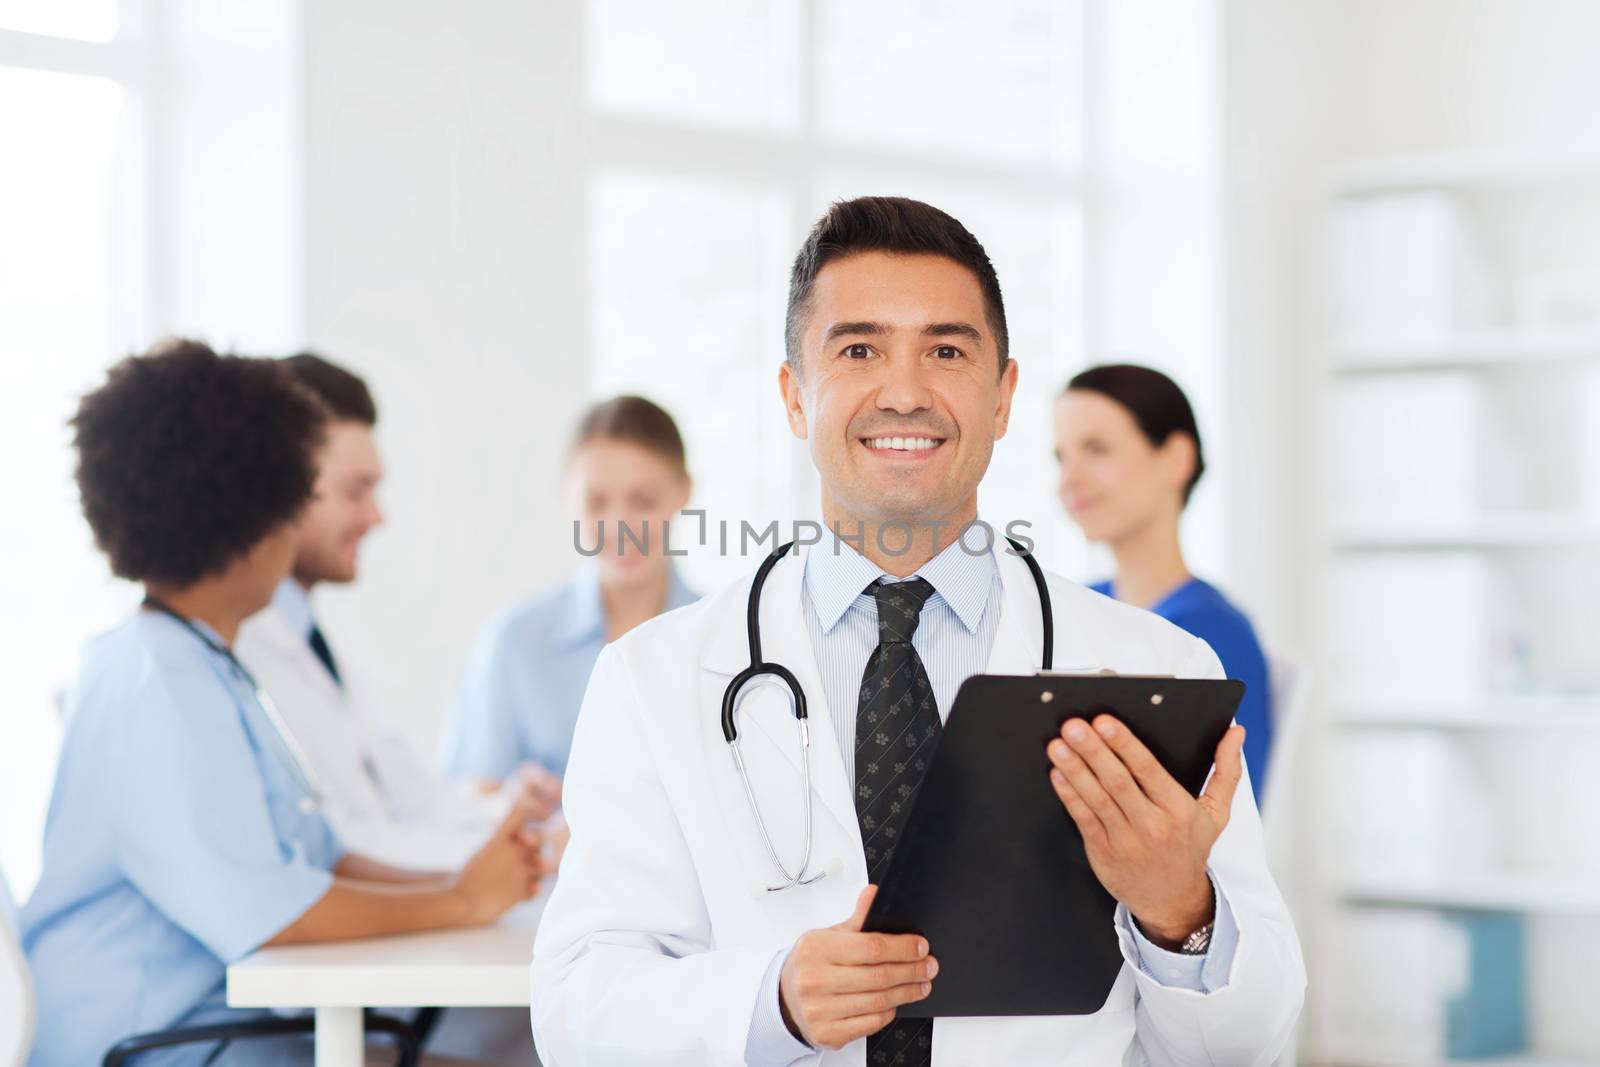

{"left": 1260, "top": 650, "right": 1310, "bottom": 859}
{"left": 1, "top": 868, "right": 35, "bottom": 1067}
{"left": 100, "top": 1013, "right": 420, "bottom": 1067}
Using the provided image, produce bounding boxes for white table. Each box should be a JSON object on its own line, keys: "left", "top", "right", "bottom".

{"left": 227, "top": 899, "right": 544, "bottom": 1067}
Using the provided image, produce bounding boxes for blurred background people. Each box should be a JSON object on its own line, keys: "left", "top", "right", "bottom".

{"left": 19, "top": 341, "right": 542, "bottom": 1067}
{"left": 440, "top": 396, "right": 698, "bottom": 795}
{"left": 237, "top": 353, "right": 526, "bottom": 872}
{"left": 1053, "top": 364, "right": 1275, "bottom": 795}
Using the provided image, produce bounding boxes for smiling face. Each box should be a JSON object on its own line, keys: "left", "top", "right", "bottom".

{"left": 779, "top": 251, "right": 1017, "bottom": 532}
{"left": 292, "top": 420, "right": 385, "bottom": 586}
{"left": 1052, "top": 389, "right": 1194, "bottom": 545}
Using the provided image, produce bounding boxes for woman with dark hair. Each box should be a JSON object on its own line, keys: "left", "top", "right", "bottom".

{"left": 441, "top": 395, "right": 699, "bottom": 800}
{"left": 1053, "top": 364, "right": 1275, "bottom": 796}
{"left": 20, "top": 340, "right": 542, "bottom": 1066}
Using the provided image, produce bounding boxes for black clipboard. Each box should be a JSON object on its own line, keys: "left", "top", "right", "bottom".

{"left": 863, "top": 673, "right": 1244, "bottom": 1017}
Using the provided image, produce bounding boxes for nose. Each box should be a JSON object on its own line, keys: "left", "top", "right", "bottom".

{"left": 874, "top": 350, "right": 935, "bottom": 415}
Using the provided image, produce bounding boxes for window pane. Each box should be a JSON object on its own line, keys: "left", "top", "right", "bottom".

{"left": 809, "top": 173, "right": 1088, "bottom": 574}
{"left": 0, "top": 0, "right": 117, "bottom": 41}
{"left": 585, "top": 0, "right": 802, "bottom": 133}
{"left": 815, "top": 0, "right": 1082, "bottom": 172}
{"left": 588, "top": 171, "right": 800, "bottom": 588}
{"left": 0, "top": 68, "right": 133, "bottom": 897}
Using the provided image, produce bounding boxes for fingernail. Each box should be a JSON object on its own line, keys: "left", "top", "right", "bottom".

{"left": 1096, "top": 720, "right": 1115, "bottom": 738}
{"left": 1048, "top": 739, "right": 1067, "bottom": 760}
{"left": 927, "top": 958, "right": 939, "bottom": 978}
{"left": 1065, "top": 722, "right": 1087, "bottom": 742}
{"left": 1050, "top": 768, "right": 1066, "bottom": 787}
{"left": 917, "top": 938, "right": 929, "bottom": 957}
{"left": 921, "top": 982, "right": 932, "bottom": 994}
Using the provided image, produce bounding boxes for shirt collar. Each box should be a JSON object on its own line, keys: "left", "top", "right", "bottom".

{"left": 271, "top": 577, "right": 315, "bottom": 640}
{"left": 804, "top": 524, "right": 996, "bottom": 636}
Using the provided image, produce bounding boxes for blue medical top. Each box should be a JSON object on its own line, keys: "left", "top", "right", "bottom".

{"left": 1089, "top": 577, "right": 1274, "bottom": 798}
{"left": 20, "top": 611, "right": 342, "bottom": 1067}
{"left": 440, "top": 566, "right": 699, "bottom": 781}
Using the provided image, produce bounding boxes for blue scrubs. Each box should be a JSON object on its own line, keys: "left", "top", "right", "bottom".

{"left": 21, "top": 611, "right": 342, "bottom": 1067}
{"left": 441, "top": 566, "right": 698, "bottom": 781}
{"left": 1091, "top": 577, "right": 1275, "bottom": 799}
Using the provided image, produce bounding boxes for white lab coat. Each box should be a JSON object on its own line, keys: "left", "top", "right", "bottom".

{"left": 531, "top": 544, "right": 1305, "bottom": 1066}
{"left": 236, "top": 602, "right": 494, "bottom": 871}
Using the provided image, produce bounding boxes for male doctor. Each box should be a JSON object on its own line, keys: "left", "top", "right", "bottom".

{"left": 237, "top": 354, "right": 559, "bottom": 872}
{"left": 531, "top": 197, "right": 1305, "bottom": 1066}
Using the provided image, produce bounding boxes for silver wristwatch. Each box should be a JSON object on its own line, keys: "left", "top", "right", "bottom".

{"left": 1179, "top": 921, "right": 1214, "bottom": 956}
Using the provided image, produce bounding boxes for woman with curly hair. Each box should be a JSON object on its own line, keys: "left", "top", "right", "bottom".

{"left": 19, "top": 340, "right": 541, "bottom": 1066}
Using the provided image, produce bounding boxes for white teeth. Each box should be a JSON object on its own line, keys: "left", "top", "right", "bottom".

{"left": 866, "top": 437, "right": 939, "bottom": 451}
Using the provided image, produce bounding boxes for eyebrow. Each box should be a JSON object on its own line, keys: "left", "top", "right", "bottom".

{"left": 922, "top": 322, "right": 983, "bottom": 343}
{"left": 821, "top": 321, "right": 985, "bottom": 344}
{"left": 822, "top": 321, "right": 891, "bottom": 343}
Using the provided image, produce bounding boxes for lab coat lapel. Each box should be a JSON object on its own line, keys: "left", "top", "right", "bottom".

{"left": 256, "top": 607, "right": 345, "bottom": 705}
{"left": 985, "top": 546, "right": 1104, "bottom": 676}
{"left": 702, "top": 545, "right": 860, "bottom": 847}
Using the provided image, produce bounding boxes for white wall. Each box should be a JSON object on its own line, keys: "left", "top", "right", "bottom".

{"left": 302, "top": 0, "right": 592, "bottom": 757}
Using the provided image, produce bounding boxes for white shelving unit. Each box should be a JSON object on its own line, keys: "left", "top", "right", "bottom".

{"left": 1310, "top": 149, "right": 1600, "bottom": 1067}
{"left": 1331, "top": 329, "right": 1600, "bottom": 374}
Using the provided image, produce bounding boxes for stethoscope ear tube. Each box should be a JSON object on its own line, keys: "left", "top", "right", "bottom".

{"left": 1009, "top": 536, "right": 1053, "bottom": 670}
{"left": 721, "top": 541, "right": 801, "bottom": 744}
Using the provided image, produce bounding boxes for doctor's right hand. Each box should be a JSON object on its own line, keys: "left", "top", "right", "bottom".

{"left": 778, "top": 886, "right": 937, "bottom": 1051}
{"left": 450, "top": 803, "right": 545, "bottom": 924}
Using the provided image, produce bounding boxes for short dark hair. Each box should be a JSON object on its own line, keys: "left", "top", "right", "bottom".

{"left": 1066, "top": 363, "right": 1206, "bottom": 504}
{"left": 570, "top": 395, "right": 688, "bottom": 477}
{"left": 785, "top": 196, "right": 1009, "bottom": 374}
{"left": 282, "top": 352, "right": 377, "bottom": 425}
{"left": 73, "top": 338, "right": 328, "bottom": 586}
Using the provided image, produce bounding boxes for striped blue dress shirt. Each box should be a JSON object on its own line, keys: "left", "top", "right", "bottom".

{"left": 744, "top": 531, "right": 1238, "bottom": 1066}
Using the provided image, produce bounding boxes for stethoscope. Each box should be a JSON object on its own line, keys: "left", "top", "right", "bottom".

{"left": 721, "top": 537, "right": 1055, "bottom": 892}
{"left": 143, "top": 597, "right": 330, "bottom": 816}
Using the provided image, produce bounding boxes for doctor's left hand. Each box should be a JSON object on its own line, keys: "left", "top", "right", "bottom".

{"left": 1046, "top": 716, "right": 1245, "bottom": 949}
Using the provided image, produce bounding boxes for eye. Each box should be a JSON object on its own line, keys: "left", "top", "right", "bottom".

{"left": 842, "top": 343, "right": 872, "bottom": 360}
{"left": 933, "top": 345, "right": 963, "bottom": 360}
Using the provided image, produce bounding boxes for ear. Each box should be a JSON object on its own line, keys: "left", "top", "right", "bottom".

{"left": 673, "top": 473, "right": 694, "bottom": 512}
{"left": 778, "top": 359, "right": 809, "bottom": 440}
{"left": 991, "top": 357, "right": 1020, "bottom": 442}
{"left": 1158, "top": 432, "right": 1198, "bottom": 495}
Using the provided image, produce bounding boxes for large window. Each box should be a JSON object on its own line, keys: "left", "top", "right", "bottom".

{"left": 581, "top": 0, "right": 1222, "bottom": 589}
{"left": 0, "top": 0, "right": 300, "bottom": 897}
{"left": 0, "top": 13, "right": 141, "bottom": 898}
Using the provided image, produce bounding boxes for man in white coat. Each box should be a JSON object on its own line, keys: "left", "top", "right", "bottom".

{"left": 531, "top": 197, "right": 1305, "bottom": 1066}
{"left": 237, "top": 354, "right": 561, "bottom": 872}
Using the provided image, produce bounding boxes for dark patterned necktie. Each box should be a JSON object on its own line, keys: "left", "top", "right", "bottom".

{"left": 308, "top": 624, "right": 342, "bottom": 686}
{"left": 856, "top": 577, "right": 939, "bottom": 1067}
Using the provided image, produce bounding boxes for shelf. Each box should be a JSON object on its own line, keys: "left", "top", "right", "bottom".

{"left": 1339, "top": 874, "right": 1600, "bottom": 916}
{"left": 1331, "top": 513, "right": 1600, "bottom": 551}
{"left": 1333, "top": 694, "right": 1600, "bottom": 731}
{"left": 1332, "top": 147, "right": 1600, "bottom": 193}
{"left": 1330, "top": 330, "right": 1600, "bottom": 373}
